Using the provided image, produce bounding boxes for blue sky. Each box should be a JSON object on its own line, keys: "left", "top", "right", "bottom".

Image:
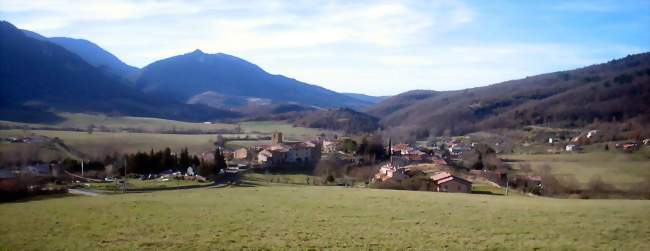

{"left": 1, "top": 0, "right": 648, "bottom": 96}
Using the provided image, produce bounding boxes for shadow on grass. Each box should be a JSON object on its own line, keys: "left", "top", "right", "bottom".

{"left": 1, "top": 192, "right": 73, "bottom": 203}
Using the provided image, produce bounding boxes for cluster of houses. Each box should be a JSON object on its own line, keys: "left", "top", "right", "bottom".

{"left": 372, "top": 162, "right": 473, "bottom": 193}
{"left": 204, "top": 132, "right": 322, "bottom": 169}
{"left": 2, "top": 136, "right": 46, "bottom": 144}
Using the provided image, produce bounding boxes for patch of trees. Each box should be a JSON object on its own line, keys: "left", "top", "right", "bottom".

{"left": 293, "top": 108, "right": 380, "bottom": 134}
{"left": 460, "top": 144, "right": 504, "bottom": 171}
{"left": 97, "top": 147, "right": 226, "bottom": 177}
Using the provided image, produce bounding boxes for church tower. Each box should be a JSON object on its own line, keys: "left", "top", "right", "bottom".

{"left": 272, "top": 131, "right": 283, "bottom": 144}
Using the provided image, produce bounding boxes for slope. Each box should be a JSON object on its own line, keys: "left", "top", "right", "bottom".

{"left": 0, "top": 21, "right": 237, "bottom": 123}
{"left": 369, "top": 53, "right": 650, "bottom": 137}
{"left": 136, "top": 50, "right": 371, "bottom": 109}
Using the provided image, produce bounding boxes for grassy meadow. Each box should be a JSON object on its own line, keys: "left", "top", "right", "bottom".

{"left": 85, "top": 178, "right": 208, "bottom": 191}
{"left": 0, "top": 129, "right": 221, "bottom": 156}
{"left": 0, "top": 119, "right": 335, "bottom": 159}
{"left": 239, "top": 121, "right": 335, "bottom": 141}
{"left": 0, "top": 113, "right": 238, "bottom": 133}
{"left": 502, "top": 151, "right": 650, "bottom": 190}
{"left": 1, "top": 185, "right": 649, "bottom": 250}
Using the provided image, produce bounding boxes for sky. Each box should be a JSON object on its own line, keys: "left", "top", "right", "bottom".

{"left": 1, "top": 0, "right": 649, "bottom": 96}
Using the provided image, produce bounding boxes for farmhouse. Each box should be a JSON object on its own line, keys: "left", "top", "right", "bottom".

{"left": 373, "top": 162, "right": 408, "bottom": 182}
{"left": 565, "top": 144, "right": 581, "bottom": 152}
{"left": 256, "top": 132, "right": 321, "bottom": 167}
{"left": 322, "top": 140, "right": 338, "bottom": 153}
{"left": 391, "top": 143, "right": 414, "bottom": 155}
{"left": 233, "top": 148, "right": 251, "bottom": 160}
{"left": 430, "top": 171, "right": 472, "bottom": 193}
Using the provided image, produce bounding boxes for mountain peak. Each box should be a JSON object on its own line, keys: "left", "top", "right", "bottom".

{"left": 191, "top": 49, "right": 204, "bottom": 54}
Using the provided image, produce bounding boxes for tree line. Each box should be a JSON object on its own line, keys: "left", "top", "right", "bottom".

{"left": 62, "top": 147, "right": 227, "bottom": 177}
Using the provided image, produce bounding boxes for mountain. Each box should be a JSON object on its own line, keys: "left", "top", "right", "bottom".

{"left": 22, "top": 29, "right": 138, "bottom": 80}
{"left": 0, "top": 21, "right": 237, "bottom": 123}
{"left": 342, "top": 93, "right": 389, "bottom": 104}
{"left": 365, "top": 90, "right": 438, "bottom": 118}
{"left": 368, "top": 53, "right": 650, "bottom": 138}
{"left": 135, "top": 50, "right": 371, "bottom": 110}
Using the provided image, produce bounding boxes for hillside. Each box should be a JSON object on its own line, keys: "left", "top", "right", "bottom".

{"left": 0, "top": 21, "right": 238, "bottom": 123}
{"left": 293, "top": 108, "right": 380, "bottom": 133}
{"left": 1, "top": 186, "right": 648, "bottom": 250}
{"left": 22, "top": 29, "right": 138, "bottom": 80}
{"left": 136, "top": 50, "right": 371, "bottom": 110}
{"left": 369, "top": 53, "right": 650, "bottom": 138}
{"left": 342, "top": 93, "right": 389, "bottom": 104}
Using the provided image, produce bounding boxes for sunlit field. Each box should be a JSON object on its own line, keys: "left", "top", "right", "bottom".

{"left": 1, "top": 185, "right": 648, "bottom": 250}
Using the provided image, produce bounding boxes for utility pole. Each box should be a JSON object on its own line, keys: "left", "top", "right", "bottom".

{"left": 505, "top": 180, "right": 509, "bottom": 196}
{"left": 81, "top": 160, "right": 84, "bottom": 177}
{"left": 123, "top": 159, "right": 127, "bottom": 192}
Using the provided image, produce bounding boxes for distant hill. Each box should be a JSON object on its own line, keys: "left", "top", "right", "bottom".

{"left": 22, "top": 29, "right": 138, "bottom": 81}
{"left": 136, "top": 50, "right": 371, "bottom": 110}
{"left": 293, "top": 108, "right": 380, "bottom": 133}
{"left": 342, "top": 93, "right": 389, "bottom": 104}
{"left": 368, "top": 53, "right": 650, "bottom": 138}
{"left": 365, "top": 90, "right": 438, "bottom": 118}
{"left": 0, "top": 21, "right": 238, "bottom": 123}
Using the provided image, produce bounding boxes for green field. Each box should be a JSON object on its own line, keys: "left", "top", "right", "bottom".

{"left": 85, "top": 178, "right": 208, "bottom": 191}
{"left": 0, "top": 120, "right": 334, "bottom": 159}
{"left": 0, "top": 130, "right": 221, "bottom": 157}
{"left": 239, "top": 121, "right": 335, "bottom": 141}
{"left": 0, "top": 113, "right": 238, "bottom": 133}
{"left": 1, "top": 185, "right": 648, "bottom": 250}
{"left": 502, "top": 151, "right": 650, "bottom": 190}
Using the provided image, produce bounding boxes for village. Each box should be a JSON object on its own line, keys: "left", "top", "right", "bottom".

{"left": 5, "top": 125, "right": 648, "bottom": 199}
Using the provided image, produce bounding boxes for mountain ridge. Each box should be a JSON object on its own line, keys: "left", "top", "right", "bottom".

{"left": 369, "top": 53, "right": 650, "bottom": 139}
{"left": 135, "top": 49, "right": 372, "bottom": 110}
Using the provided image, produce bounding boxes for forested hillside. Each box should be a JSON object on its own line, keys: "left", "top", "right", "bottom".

{"left": 369, "top": 53, "right": 650, "bottom": 139}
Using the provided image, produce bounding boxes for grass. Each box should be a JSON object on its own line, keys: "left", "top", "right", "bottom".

{"left": 243, "top": 172, "right": 318, "bottom": 185}
{"left": 502, "top": 151, "right": 650, "bottom": 189}
{"left": 0, "top": 129, "right": 220, "bottom": 156}
{"left": 1, "top": 185, "right": 649, "bottom": 250}
{"left": 84, "top": 178, "right": 207, "bottom": 191}
{"left": 0, "top": 112, "right": 238, "bottom": 133}
{"left": 238, "top": 121, "right": 334, "bottom": 141}
{"left": 0, "top": 120, "right": 334, "bottom": 159}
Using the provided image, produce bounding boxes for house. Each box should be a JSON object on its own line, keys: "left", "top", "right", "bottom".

{"left": 322, "top": 140, "right": 338, "bottom": 153}
{"left": 391, "top": 143, "right": 414, "bottom": 155}
{"left": 233, "top": 148, "right": 250, "bottom": 160}
{"left": 617, "top": 142, "right": 640, "bottom": 152}
{"left": 449, "top": 144, "right": 469, "bottom": 158}
{"left": 430, "top": 171, "right": 472, "bottom": 193}
{"left": 373, "top": 162, "right": 408, "bottom": 182}
{"left": 565, "top": 144, "right": 581, "bottom": 152}
{"left": 256, "top": 138, "right": 320, "bottom": 167}
{"left": 222, "top": 149, "right": 234, "bottom": 161}
{"left": 285, "top": 142, "right": 316, "bottom": 163}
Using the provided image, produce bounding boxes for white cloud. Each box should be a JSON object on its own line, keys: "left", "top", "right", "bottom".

{"left": 1, "top": 0, "right": 645, "bottom": 96}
